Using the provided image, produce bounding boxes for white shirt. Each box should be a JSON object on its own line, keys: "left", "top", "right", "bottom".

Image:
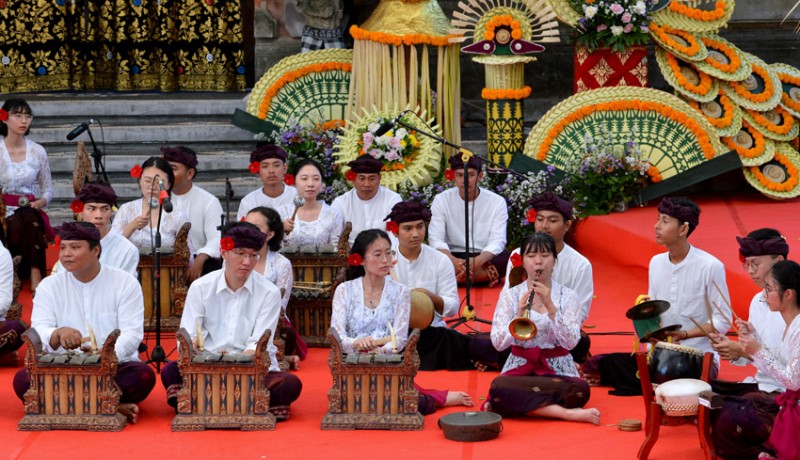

{"left": 100, "top": 230, "right": 140, "bottom": 278}
{"left": 649, "top": 245, "right": 731, "bottom": 362}
{"left": 733, "top": 292, "right": 786, "bottom": 393}
{"left": 392, "top": 244, "right": 459, "bottom": 328}
{"left": 0, "top": 245, "right": 12, "bottom": 319}
{"left": 281, "top": 203, "right": 344, "bottom": 247}
{"left": 179, "top": 269, "right": 282, "bottom": 372}
{"left": 752, "top": 315, "right": 800, "bottom": 391}
{"left": 31, "top": 265, "right": 144, "bottom": 362}
{"left": 428, "top": 187, "right": 507, "bottom": 256}
{"left": 330, "top": 187, "right": 402, "bottom": 245}
{"left": 172, "top": 184, "right": 223, "bottom": 258}
{"left": 236, "top": 185, "right": 298, "bottom": 221}
{"left": 503, "top": 244, "right": 594, "bottom": 323}
{"left": 331, "top": 278, "right": 410, "bottom": 354}
{"left": 112, "top": 198, "right": 191, "bottom": 252}
{"left": 257, "top": 250, "right": 293, "bottom": 310}
{"left": 0, "top": 137, "right": 53, "bottom": 216}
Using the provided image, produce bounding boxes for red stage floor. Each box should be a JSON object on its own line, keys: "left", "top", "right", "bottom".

{"left": 0, "top": 190, "right": 794, "bottom": 459}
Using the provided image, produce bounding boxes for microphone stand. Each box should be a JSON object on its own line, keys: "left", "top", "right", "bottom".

{"left": 148, "top": 199, "right": 167, "bottom": 371}
{"left": 224, "top": 177, "right": 234, "bottom": 224}
{"left": 392, "top": 115, "right": 524, "bottom": 328}
{"left": 85, "top": 125, "right": 110, "bottom": 186}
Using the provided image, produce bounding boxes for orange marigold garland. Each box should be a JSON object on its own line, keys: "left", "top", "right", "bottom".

{"left": 777, "top": 72, "right": 800, "bottom": 114}
{"left": 745, "top": 106, "right": 797, "bottom": 138}
{"left": 349, "top": 25, "right": 457, "bottom": 48}
{"left": 668, "top": 0, "right": 727, "bottom": 21}
{"left": 722, "top": 121, "right": 768, "bottom": 159}
{"left": 665, "top": 53, "right": 713, "bottom": 97}
{"left": 728, "top": 63, "right": 776, "bottom": 104}
{"left": 748, "top": 152, "right": 799, "bottom": 193}
{"left": 258, "top": 62, "right": 353, "bottom": 118}
{"left": 688, "top": 94, "right": 735, "bottom": 129}
{"left": 481, "top": 86, "right": 532, "bottom": 100}
{"left": 650, "top": 24, "right": 703, "bottom": 59}
{"left": 700, "top": 36, "right": 743, "bottom": 74}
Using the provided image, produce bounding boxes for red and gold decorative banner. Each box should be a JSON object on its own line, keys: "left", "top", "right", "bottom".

{"left": 574, "top": 46, "right": 648, "bottom": 93}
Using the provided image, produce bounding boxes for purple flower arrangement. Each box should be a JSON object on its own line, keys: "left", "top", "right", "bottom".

{"left": 571, "top": 0, "right": 655, "bottom": 52}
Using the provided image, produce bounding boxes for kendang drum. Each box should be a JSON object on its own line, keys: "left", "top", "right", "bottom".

{"left": 439, "top": 411, "right": 503, "bottom": 442}
{"left": 649, "top": 341, "right": 704, "bottom": 385}
{"left": 655, "top": 378, "right": 712, "bottom": 416}
{"left": 409, "top": 290, "right": 434, "bottom": 330}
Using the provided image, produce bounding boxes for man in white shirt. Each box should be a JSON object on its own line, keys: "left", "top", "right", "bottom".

{"left": 708, "top": 229, "right": 788, "bottom": 459}
{"left": 160, "top": 222, "right": 302, "bottom": 420}
{"left": 0, "top": 243, "right": 25, "bottom": 361}
{"left": 236, "top": 144, "right": 298, "bottom": 221}
{"left": 428, "top": 154, "right": 508, "bottom": 286}
{"left": 331, "top": 155, "right": 402, "bottom": 245}
{"left": 13, "top": 222, "right": 155, "bottom": 423}
{"left": 163, "top": 146, "right": 224, "bottom": 280}
{"left": 71, "top": 182, "right": 139, "bottom": 277}
{"left": 386, "top": 200, "right": 473, "bottom": 370}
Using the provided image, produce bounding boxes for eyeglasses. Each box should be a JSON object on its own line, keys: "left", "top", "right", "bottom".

{"left": 742, "top": 261, "right": 761, "bottom": 272}
{"left": 10, "top": 113, "right": 33, "bottom": 121}
{"left": 231, "top": 250, "right": 260, "bottom": 261}
{"left": 367, "top": 250, "right": 396, "bottom": 261}
{"left": 764, "top": 283, "right": 782, "bottom": 296}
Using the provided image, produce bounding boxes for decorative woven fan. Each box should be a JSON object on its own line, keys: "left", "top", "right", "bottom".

{"left": 722, "top": 121, "right": 776, "bottom": 167}
{"left": 694, "top": 34, "right": 752, "bottom": 81}
{"left": 649, "top": 24, "right": 708, "bottom": 62}
{"left": 650, "top": 0, "right": 735, "bottom": 33}
{"left": 523, "top": 87, "right": 725, "bottom": 181}
{"left": 683, "top": 91, "right": 743, "bottom": 138}
{"left": 450, "top": 0, "right": 561, "bottom": 47}
{"left": 743, "top": 141, "right": 800, "bottom": 199}
{"left": 543, "top": 0, "right": 580, "bottom": 27}
{"left": 246, "top": 49, "right": 353, "bottom": 128}
{"left": 742, "top": 106, "right": 799, "bottom": 142}
{"left": 335, "top": 106, "right": 443, "bottom": 190}
{"left": 721, "top": 53, "right": 783, "bottom": 112}
{"left": 772, "top": 63, "right": 800, "bottom": 119}
{"left": 656, "top": 48, "right": 719, "bottom": 103}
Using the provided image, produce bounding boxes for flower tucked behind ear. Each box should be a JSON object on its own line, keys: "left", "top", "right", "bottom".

{"left": 348, "top": 253, "right": 363, "bottom": 266}
{"left": 386, "top": 221, "right": 398, "bottom": 234}
{"left": 248, "top": 161, "right": 260, "bottom": 174}
{"left": 220, "top": 237, "right": 235, "bottom": 251}
{"left": 345, "top": 170, "right": 357, "bottom": 181}
{"left": 510, "top": 252, "right": 523, "bottom": 267}
{"left": 130, "top": 165, "right": 143, "bottom": 179}
{"left": 526, "top": 208, "right": 537, "bottom": 223}
{"left": 54, "top": 236, "right": 62, "bottom": 247}
{"left": 70, "top": 200, "right": 84, "bottom": 214}
{"left": 444, "top": 169, "right": 455, "bottom": 181}
{"left": 284, "top": 174, "right": 295, "bottom": 185}
{"left": 0, "top": 109, "right": 8, "bottom": 121}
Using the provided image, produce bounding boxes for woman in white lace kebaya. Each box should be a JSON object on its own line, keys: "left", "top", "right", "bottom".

{"left": 331, "top": 229, "right": 472, "bottom": 414}
{"left": 0, "top": 98, "right": 53, "bottom": 293}
{"left": 112, "top": 156, "right": 190, "bottom": 253}
{"left": 282, "top": 159, "right": 344, "bottom": 247}
{"left": 245, "top": 206, "right": 307, "bottom": 364}
{"left": 487, "top": 232, "right": 600, "bottom": 424}
{"left": 738, "top": 260, "right": 800, "bottom": 460}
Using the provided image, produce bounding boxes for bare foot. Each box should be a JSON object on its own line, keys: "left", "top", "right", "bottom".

{"left": 564, "top": 407, "right": 600, "bottom": 425}
{"left": 287, "top": 355, "right": 300, "bottom": 370}
{"left": 444, "top": 391, "right": 474, "bottom": 407}
{"left": 117, "top": 403, "right": 139, "bottom": 424}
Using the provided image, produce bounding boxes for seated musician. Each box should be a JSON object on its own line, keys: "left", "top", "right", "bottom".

{"left": 244, "top": 206, "right": 308, "bottom": 366}
{"left": 486, "top": 232, "right": 598, "bottom": 424}
{"left": 112, "top": 156, "right": 191, "bottom": 253}
{"left": 160, "top": 222, "right": 302, "bottom": 420}
{"left": 706, "top": 229, "right": 788, "bottom": 459}
{"left": 0, "top": 242, "right": 25, "bottom": 360}
{"left": 236, "top": 143, "right": 298, "bottom": 221}
{"left": 428, "top": 154, "right": 508, "bottom": 286}
{"left": 12, "top": 222, "right": 156, "bottom": 423}
{"left": 281, "top": 159, "right": 344, "bottom": 247}
{"left": 162, "top": 146, "right": 224, "bottom": 279}
{"left": 734, "top": 260, "right": 800, "bottom": 460}
{"left": 583, "top": 197, "right": 731, "bottom": 392}
{"left": 68, "top": 182, "right": 139, "bottom": 277}
{"left": 385, "top": 200, "right": 474, "bottom": 371}
{"left": 330, "top": 155, "right": 401, "bottom": 246}
{"left": 331, "top": 229, "right": 472, "bottom": 414}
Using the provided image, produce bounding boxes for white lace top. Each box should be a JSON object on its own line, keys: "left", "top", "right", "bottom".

{"left": 258, "top": 250, "right": 293, "bottom": 310}
{"left": 752, "top": 315, "right": 800, "bottom": 391}
{"left": 281, "top": 203, "right": 344, "bottom": 247}
{"left": 0, "top": 137, "right": 53, "bottom": 216}
{"left": 331, "top": 277, "right": 410, "bottom": 354}
{"left": 491, "top": 280, "right": 582, "bottom": 376}
{"left": 111, "top": 198, "right": 191, "bottom": 252}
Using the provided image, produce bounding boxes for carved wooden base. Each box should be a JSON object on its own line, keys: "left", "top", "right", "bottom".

{"left": 18, "top": 413, "right": 126, "bottom": 431}
{"left": 321, "top": 412, "right": 424, "bottom": 431}
{"left": 171, "top": 413, "right": 276, "bottom": 431}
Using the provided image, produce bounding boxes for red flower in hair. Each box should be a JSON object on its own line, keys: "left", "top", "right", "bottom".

{"left": 130, "top": 165, "right": 143, "bottom": 179}
{"left": 526, "top": 208, "right": 537, "bottom": 223}
{"left": 738, "top": 252, "right": 745, "bottom": 263}
{"left": 444, "top": 169, "right": 455, "bottom": 181}
{"left": 510, "top": 253, "right": 523, "bottom": 267}
{"left": 345, "top": 170, "right": 357, "bottom": 181}
{"left": 54, "top": 236, "right": 61, "bottom": 247}
{"left": 220, "top": 237, "right": 235, "bottom": 251}
{"left": 70, "top": 200, "right": 84, "bottom": 214}
{"left": 248, "top": 161, "right": 260, "bottom": 174}
{"left": 284, "top": 174, "right": 295, "bottom": 186}
{"left": 386, "top": 221, "right": 398, "bottom": 234}
{"left": 0, "top": 109, "right": 7, "bottom": 122}
{"left": 348, "top": 253, "right": 363, "bottom": 266}
{"left": 240, "top": 216, "right": 246, "bottom": 222}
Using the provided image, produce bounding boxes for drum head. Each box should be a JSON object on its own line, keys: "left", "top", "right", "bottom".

{"left": 409, "top": 290, "right": 435, "bottom": 330}
{"left": 640, "top": 324, "right": 682, "bottom": 343}
{"left": 626, "top": 300, "right": 670, "bottom": 319}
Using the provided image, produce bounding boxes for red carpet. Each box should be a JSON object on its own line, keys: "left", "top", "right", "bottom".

{"left": 1, "top": 191, "right": 794, "bottom": 460}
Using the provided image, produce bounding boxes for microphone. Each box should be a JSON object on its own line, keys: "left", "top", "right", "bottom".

{"left": 373, "top": 110, "right": 412, "bottom": 137}
{"left": 155, "top": 175, "right": 173, "bottom": 213}
{"left": 66, "top": 119, "right": 96, "bottom": 140}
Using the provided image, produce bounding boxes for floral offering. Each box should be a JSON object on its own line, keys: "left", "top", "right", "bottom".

{"left": 570, "top": 0, "right": 655, "bottom": 52}
{"left": 358, "top": 121, "right": 422, "bottom": 172}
